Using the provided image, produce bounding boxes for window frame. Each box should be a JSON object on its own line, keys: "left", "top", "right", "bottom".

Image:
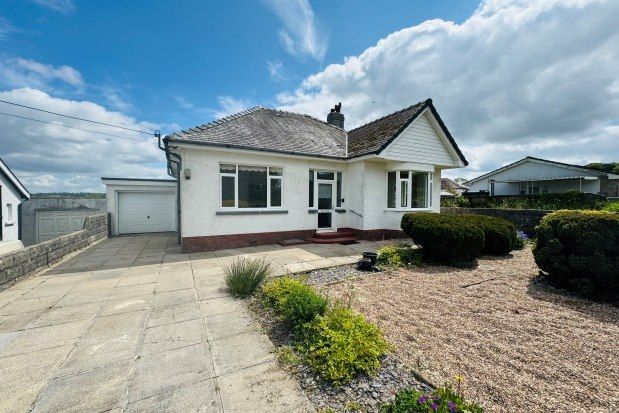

{"left": 385, "top": 170, "right": 433, "bottom": 211}
{"left": 6, "top": 203, "right": 13, "bottom": 222}
{"left": 219, "top": 163, "right": 284, "bottom": 210}
{"left": 309, "top": 169, "right": 344, "bottom": 209}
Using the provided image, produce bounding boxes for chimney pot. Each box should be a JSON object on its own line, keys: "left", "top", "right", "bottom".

{"left": 327, "top": 103, "right": 344, "bottom": 129}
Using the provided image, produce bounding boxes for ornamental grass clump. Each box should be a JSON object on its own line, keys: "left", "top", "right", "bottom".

{"left": 381, "top": 386, "right": 483, "bottom": 413}
{"left": 299, "top": 306, "right": 390, "bottom": 385}
{"left": 224, "top": 258, "right": 271, "bottom": 298}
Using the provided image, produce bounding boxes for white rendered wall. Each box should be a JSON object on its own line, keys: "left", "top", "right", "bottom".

{"left": 0, "top": 172, "right": 23, "bottom": 242}
{"left": 178, "top": 148, "right": 351, "bottom": 237}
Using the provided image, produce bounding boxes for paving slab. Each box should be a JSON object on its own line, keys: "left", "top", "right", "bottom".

{"left": 125, "top": 378, "right": 221, "bottom": 413}
{"left": 146, "top": 300, "right": 202, "bottom": 328}
{"left": 32, "top": 360, "right": 134, "bottom": 413}
{"left": 142, "top": 318, "right": 205, "bottom": 354}
{"left": 0, "top": 319, "right": 89, "bottom": 357}
{"left": 128, "top": 343, "right": 215, "bottom": 402}
{"left": 99, "top": 295, "right": 151, "bottom": 316}
{"left": 209, "top": 330, "right": 275, "bottom": 376}
{"left": 218, "top": 360, "right": 314, "bottom": 413}
{"left": 57, "top": 332, "right": 141, "bottom": 376}
{"left": 83, "top": 310, "right": 146, "bottom": 341}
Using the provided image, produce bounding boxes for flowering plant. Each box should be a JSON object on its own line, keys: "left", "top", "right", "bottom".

{"left": 381, "top": 386, "right": 483, "bottom": 413}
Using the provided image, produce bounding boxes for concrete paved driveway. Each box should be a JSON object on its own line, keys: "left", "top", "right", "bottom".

{"left": 0, "top": 234, "right": 391, "bottom": 412}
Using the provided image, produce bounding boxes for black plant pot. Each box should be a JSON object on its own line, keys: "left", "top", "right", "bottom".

{"left": 357, "top": 257, "right": 373, "bottom": 271}
{"left": 362, "top": 252, "right": 378, "bottom": 266}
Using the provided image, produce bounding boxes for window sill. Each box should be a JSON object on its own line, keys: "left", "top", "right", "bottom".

{"left": 216, "top": 209, "right": 288, "bottom": 216}
{"left": 4, "top": 221, "right": 14, "bottom": 227}
{"left": 384, "top": 208, "right": 434, "bottom": 212}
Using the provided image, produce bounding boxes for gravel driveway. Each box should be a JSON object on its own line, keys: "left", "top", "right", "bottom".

{"left": 323, "top": 248, "right": 619, "bottom": 412}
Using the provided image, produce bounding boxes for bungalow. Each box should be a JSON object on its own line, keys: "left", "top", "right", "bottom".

{"left": 157, "top": 99, "right": 467, "bottom": 252}
{"left": 0, "top": 158, "right": 30, "bottom": 253}
{"left": 466, "top": 156, "right": 619, "bottom": 197}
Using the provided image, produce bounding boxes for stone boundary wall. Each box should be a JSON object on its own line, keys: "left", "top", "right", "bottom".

{"left": 441, "top": 207, "right": 550, "bottom": 233}
{"left": 0, "top": 213, "right": 109, "bottom": 287}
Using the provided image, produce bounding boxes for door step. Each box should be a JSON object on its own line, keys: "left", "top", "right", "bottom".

{"left": 307, "top": 229, "right": 357, "bottom": 245}
{"left": 277, "top": 238, "right": 310, "bottom": 247}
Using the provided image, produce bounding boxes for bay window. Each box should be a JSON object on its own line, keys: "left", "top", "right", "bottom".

{"left": 220, "top": 164, "right": 283, "bottom": 208}
{"left": 386, "top": 170, "right": 432, "bottom": 209}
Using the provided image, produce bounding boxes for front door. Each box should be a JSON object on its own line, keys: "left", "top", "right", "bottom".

{"left": 317, "top": 182, "right": 334, "bottom": 230}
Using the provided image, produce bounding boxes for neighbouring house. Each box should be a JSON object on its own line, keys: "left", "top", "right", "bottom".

{"left": 440, "top": 177, "right": 468, "bottom": 197}
{"left": 466, "top": 156, "right": 619, "bottom": 197}
{"left": 154, "top": 99, "right": 467, "bottom": 252}
{"left": 0, "top": 158, "right": 30, "bottom": 253}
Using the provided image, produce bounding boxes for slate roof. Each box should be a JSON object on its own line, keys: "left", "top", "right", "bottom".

{"left": 441, "top": 178, "right": 468, "bottom": 191}
{"left": 166, "top": 107, "right": 347, "bottom": 158}
{"left": 0, "top": 158, "right": 30, "bottom": 199}
{"left": 165, "top": 99, "right": 468, "bottom": 165}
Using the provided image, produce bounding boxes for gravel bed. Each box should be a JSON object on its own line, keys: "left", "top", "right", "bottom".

{"left": 322, "top": 248, "right": 619, "bottom": 412}
{"left": 248, "top": 292, "right": 428, "bottom": 412}
{"left": 295, "top": 264, "right": 387, "bottom": 286}
{"left": 298, "top": 355, "right": 431, "bottom": 412}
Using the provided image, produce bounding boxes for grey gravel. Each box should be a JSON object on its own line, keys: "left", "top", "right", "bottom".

{"left": 296, "top": 264, "right": 386, "bottom": 286}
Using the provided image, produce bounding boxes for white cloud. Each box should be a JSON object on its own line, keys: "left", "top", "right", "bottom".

{"left": 0, "top": 88, "right": 167, "bottom": 193}
{"left": 30, "top": 0, "right": 75, "bottom": 14}
{"left": 276, "top": 0, "right": 619, "bottom": 175}
{"left": 263, "top": 0, "right": 327, "bottom": 61}
{"left": 209, "top": 96, "right": 253, "bottom": 119}
{"left": 0, "top": 57, "right": 84, "bottom": 90}
{"left": 267, "top": 60, "right": 287, "bottom": 81}
{"left": 0, "top": 16, "right": 15, "bottom": 40}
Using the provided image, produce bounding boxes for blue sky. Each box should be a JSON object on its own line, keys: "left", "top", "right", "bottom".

{"left": 0, "top": 0, "right": 618, "bottom": 192}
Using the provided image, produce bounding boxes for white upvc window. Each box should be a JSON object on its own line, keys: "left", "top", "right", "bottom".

{"left": 220, "top": 164, "right": 283, "bottom": 209}
{"left": 308, "top": 169, "right": 343, "bottom": 208}
{"left": 6, "top": 203, "right": 13, "bottom": 222}
{"left": 386, "top": 171, "right": 433, "bottom": 209}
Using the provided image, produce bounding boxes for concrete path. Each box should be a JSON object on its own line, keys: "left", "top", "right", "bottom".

{"left": 0, "top": 234, "right": 392, "bottom": 412}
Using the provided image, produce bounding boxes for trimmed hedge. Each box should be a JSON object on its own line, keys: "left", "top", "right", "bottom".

{"left": 401, "top": 213, "right": 519, "bottom": 264}
{"left": 401, "top": 213, "right": 484, "bottom": 264}
{"left": 533, "top": 210, "right": 619, "bottom": 299}
{"left": 467, "top": 215, "right": 518, "bottom": 255}
{"left": 463, "top": 190, "right": 607, "bottom": 210}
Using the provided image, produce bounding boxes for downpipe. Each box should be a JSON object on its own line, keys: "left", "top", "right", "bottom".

{"left": 158, "top": 133, "right": 182, "bottom": 245}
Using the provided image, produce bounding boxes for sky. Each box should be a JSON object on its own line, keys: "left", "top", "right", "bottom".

{"left": 0, "top": 0, "right": 618, "bottom": 193}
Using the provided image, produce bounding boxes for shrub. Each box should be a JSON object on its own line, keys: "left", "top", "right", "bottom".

{"left": 603, "top": 201, "right": 619, "bottom": 212}
{"left": 533, "top": 210, "right": 619, "bottom": 299}
{"left": 262, "top": 276, "right": 328, "bottom": 326}
{"left": 401, "top": 213, "right": 484, "bottom": 265}
{"left": 224, "top": 258, "right": 271, "bottom": 298}
{"left": 466, "top": 215, "right": 518, "bottom": 255}
{"left": 299, "top": 307, "right": 389, "bottom": 385}
{"left": 440, "top": 195, "right": 470, "bottom": 208}
{"left": 377, "top": 243, "right": 422, "bottom": 267}
{"left": 381, "top": 387, "right": 484, "bottom": 413}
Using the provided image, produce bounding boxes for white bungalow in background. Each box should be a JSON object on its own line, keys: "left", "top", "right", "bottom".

{"left": 156, "top": 99, "right": 468, "bottom": 252}
{"left": 466, "top": 156, "right": 619, "bottom": 197}
{"left": 0, "top": 158, "right": 30, "bottom": 254}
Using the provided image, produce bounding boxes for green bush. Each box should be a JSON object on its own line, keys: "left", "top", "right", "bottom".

{"left": 440, "top": 195, "right": 470, "bottom": 208}
{"left": 466, "top": 215, "right": 518, "bottom": 255}
{"left": 381, "top": 387, "right": 483, "bottom": 413}
{"left": 299, "top": 307, "right": 389, "bottom": 385}
{"left": 224, "top": 258, "right": 271, "bottom": 298}
{"left": 401, "top": 213, "right": 484, "bottom": 265}
{"left": 533, "top": 210, "right": 619, "bottom": 299}
{"left": 466, "top": 190, "right": 607, "bottom": 210}
{"left": 377, "top": 243, "right": 422, "bottom": 267}
{"left": 262, "top": 276, "right": 328, "bottom": 326}
{"left": 603, "top": 201, "right": 619, "bottom": 212}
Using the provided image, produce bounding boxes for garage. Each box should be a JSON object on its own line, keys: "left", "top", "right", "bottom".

{"left": 36, "top": 209, "right": 97, "bottom": 243}
{"left": 101, "top": 177, "right": 177, "bottom": 236}
{"left": 118, "top": 191, "right": 175, "bottom": 234}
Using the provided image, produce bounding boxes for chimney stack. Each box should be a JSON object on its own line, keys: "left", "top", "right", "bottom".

{"left": 327, "top": 102, "right": 344, "bottom": 129}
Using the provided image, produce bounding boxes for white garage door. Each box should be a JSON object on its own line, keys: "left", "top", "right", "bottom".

{"left": 118, "top": 192, "right": 175, "bottom": 234}
{"left": 37, "top": 209, "right": 96, "bottom": 243}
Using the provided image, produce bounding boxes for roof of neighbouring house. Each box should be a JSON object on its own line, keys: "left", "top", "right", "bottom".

{"left": 441, "top": 178, "right": 468, "bottom": 191}
{"left": 0, "top": 158, "right": 30, "bottom": 199}
{"left": 465, "top": 156, "right": 619, "bottom": 185}
{"left": 164, "top": 99, "right": 468, "bottom": 164}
